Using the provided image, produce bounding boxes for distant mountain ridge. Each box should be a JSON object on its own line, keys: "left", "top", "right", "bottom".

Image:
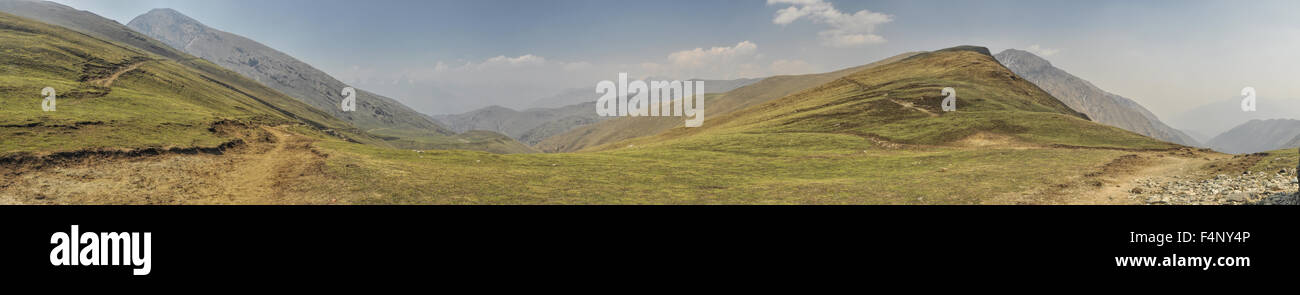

{"left": 127, "top": 8, "right": 445, "bottom": 135}
{"left": 430, "top": 103, "right": 603, "bottom": 146}
{"left": 994, "top": 49, "right": 1198, "bottom": 147}
{"left": 0, "top": 0, "right": 531, "bottom": 153}
{"left": 125, "top": 7, "right": 533, "bottom": 153}
{"left": 1206, "top": 119, "right": 1300, "bottom": 154}
{"left": 0, "top": 9, "right": 387, "bottom": 156}
{"left": 439, "top": 77, "right": 762, "bottom": 146}
{"left": 0, "top": 0, "right": 194, "bottom": 59}
{"left": 1168, "top": 97, "right": 1300, "bottom": 140}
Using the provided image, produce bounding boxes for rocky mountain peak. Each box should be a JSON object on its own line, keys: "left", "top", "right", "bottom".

{"left": 126, "top": 8, "right": 208, "bottom": 51}
{"left": 993, "top": 49, "right": 1053, "bottom": 72}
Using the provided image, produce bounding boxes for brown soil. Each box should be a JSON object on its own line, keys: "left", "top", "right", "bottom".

{"left": 991, "top": 148, "right": 1236, "bottom": 204}
{"left": 888, "top": 98, "right": 939, "bottom": 117}
{"left": 87, "top": 60, "right": 147, "bottom": 87}
{"left": 0, "top": 125, "right": 344, "bottom": 204}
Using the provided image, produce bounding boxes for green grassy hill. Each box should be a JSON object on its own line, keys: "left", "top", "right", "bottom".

{"left": 287, "top": 46, "right": 1183, "bottom": 204}
{"left": 0, "top": 11, "right": 383, "bottom": 157}
{"left": 0, "top": 0, "right": 189, "bottom": 60}
{"left": 535, "top": 51, "right": 923, "bottom": 153}
{"left": 127, "top": 8, "right": 514, "bottom": 152}
{"left": 600, "top": 46, "right": 1176, "bottom": 152}
{"left": 0, "top": 0, "right": 533, "bottom": 154}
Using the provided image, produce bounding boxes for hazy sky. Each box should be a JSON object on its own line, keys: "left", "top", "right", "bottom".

{"left": 50, "top": 0, "right": 1300, "bottom": 125}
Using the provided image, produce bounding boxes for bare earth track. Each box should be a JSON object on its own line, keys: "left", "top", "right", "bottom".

{"left": 996, "top": 148, "right": 1296, "bottom": 205}
{"left": 0, "top": 125, "right": 341, "bottom": 204}
{"left": 87, "top": 60, "right": 147, "bottom": 87}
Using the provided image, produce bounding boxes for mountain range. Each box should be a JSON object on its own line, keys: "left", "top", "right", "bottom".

{"left": 127, "top": 9, "right": 442, "bottom": 135}
{"left": 0, "top": 0, "right": 185, "bottom": 60}
{"left": 432, "top": 77, "right": 761, "bottom": 146}
{"left": 994, "top": 49, "right": 1198, "bottom": 147}
{"left": 1167, "top": 96, "right": 1300, "bottom": 141}
{"left": 124, "top": 8, "right": 532, "bottom": 152}
{"left": 1, "top": 0, "right": 532, "bottom": 153}
{"left": 0, "top": 7, "right": 377, "bottom": 155}
{"left": 1205, "top": 119, "right": 1300, "bottom": 154}
{"left": 430, "top": 103, "right": 601, "bottom": 146}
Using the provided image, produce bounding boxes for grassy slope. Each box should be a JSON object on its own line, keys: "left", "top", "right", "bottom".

{"left": 603, "top": 46, "right": 1176, "bottom": 152}
{"left": 305, "top": 46, "right": 1178, "bottom": 204}
{"left": 535, "top": 52, "right": 923, "bottom": 153}
{"left": 318, "top": 134, "right": 1135, "bottom": 204}
{"left": 0, "top": 12, "right": 375, "bottom": 156}
{"left": 123, "top": 8, "right": 531, "bottom": 153}
{"left": 0, "top": 1, "right": 531, "bottom": 154}
{"left": 1250, "top": 148, "right": 1300, "bottom": 173}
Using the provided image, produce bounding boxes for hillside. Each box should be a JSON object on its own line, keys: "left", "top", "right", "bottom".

{"left": 0, "top": 0, "right": 187, "bottom": 59}
{"left": 1206, "top": 119, "right": 1300, "bottom": 154}
{"left": 125, "top": 8, "right": 532, "bottom": 153}
{"left": 535, "top": 51, "right": 922, "bottom": 153}
{"left": 0, "top": 11, "right": 375, "bottom": 157}
{"left": 0, "top": 1, "right": 531, "bottom": 153}
{"left": 994, "top": 49, "right": 1198, "bottom": 146}
{"left": 601, "top": 46, "right": 1175, "bottom": 151}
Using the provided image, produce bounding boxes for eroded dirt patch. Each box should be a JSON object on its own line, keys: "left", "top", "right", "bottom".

{"left": 0, "top": 125, "right": 343, "bottom": 204}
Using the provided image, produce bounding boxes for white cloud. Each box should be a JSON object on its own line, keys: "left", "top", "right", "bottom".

{"left": 667, "top": 41, "right": 759, "bottom": 68}
{"left": 1025, "top": 44, "right": 1061, "bottom": 57}
{"left": 632, "top": 41, "right": 818, "bottom": 80}
{"left": 768, "top": 0, "right": 893, "bottom": 48}
{"left": 483, "top": 54, "right": 547, "bottom": 67}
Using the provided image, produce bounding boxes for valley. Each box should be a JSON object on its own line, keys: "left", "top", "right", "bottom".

{"left": 0, "top": 1, "right": 1296, "bottom": 205}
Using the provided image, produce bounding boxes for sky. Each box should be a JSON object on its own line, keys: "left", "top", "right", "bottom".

{"left": 49, "top": 0, "right": 1300, "bottom": 130}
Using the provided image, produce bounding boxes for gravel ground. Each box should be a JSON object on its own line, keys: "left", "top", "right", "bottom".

{"left": 1129, "top": 168, "right": 1298, "bottom": 205}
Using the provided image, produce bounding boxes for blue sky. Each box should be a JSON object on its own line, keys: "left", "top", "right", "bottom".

{"left": 51, "top": 0, "right": 1300, "bottom": 128}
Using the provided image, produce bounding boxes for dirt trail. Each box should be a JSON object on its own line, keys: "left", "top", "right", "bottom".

{"left": 0, "top": 125, "right": 341, "bottom": 204}
{"left": 889, "top": 99, "right": 939, "bottom": 117}
{"left": 985, "top": 149, "right": 1231, "bottom": 204}
{"left": 88, "top": 60, "right": 147, "bottom": 87}
{"left": 1068, "top": 153, "right": 1223, "bottom": 204}
{"left": 219, "top": 126, "right": 332, "bottom": 203}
